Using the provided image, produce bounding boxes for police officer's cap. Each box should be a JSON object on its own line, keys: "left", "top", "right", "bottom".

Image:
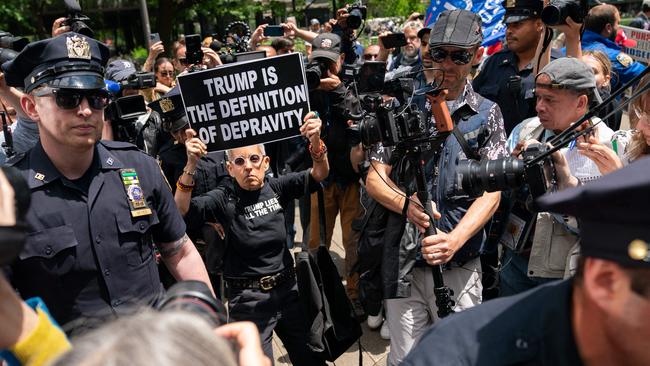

{"left": 149, "top": 87, "right": 189, "bottom": 133}
{"left": 502, "top": 0, "right": 543, "bottom": 24}
{"left": 537, "top": 158, "right": 650, "bottom": 269}
{"left": 1, "top": 32, "right": 109, "bottom": 93}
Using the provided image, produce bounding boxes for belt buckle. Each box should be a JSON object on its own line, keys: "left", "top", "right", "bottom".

{"left": 259, "top": 275, "right": 275, "bottom": 291}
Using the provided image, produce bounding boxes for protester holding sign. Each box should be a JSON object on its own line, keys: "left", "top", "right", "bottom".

{"left": 174, "top": 112, "right": 328, "bottom": 364}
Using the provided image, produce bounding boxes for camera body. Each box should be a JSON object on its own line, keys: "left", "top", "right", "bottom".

{"left": 541, "top": 0, "right": 588, "bottom": 26}
{"left": 305, "top": 58, "right": 331, "bottom": 90}
{"left": 347, "top": 1, "right": 368, "bottom": 29}
{"left": 360, "top": 101, "right": 428, "bottom": 148}
{"left": 62, "top": 0, "right": 93, "bottom": 37}
{"left": 457, "top": 142, "right": 555, "bottom": 201}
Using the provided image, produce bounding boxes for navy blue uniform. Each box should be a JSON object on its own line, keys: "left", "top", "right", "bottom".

{"left": 403, "top": 280, "right": 582, "bottom": 366}
{"left": 8, "top": 140, "right": 186, "bottom": 327}
{"left": 473, "top": 48, "right": 562, "bottom": 135}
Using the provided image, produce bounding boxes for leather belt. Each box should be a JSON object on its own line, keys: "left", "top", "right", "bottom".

{"left": 226, "top": 266, "right": 295, "bottom": 291}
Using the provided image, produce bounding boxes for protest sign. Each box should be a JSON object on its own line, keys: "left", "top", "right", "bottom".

{"left": 177, "top": 53, "right": 310, "bottom": 151}
{"left": 620, "top": 26, "right": 650, "bottom": 65}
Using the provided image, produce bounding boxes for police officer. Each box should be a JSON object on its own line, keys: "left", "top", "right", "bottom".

{"left": 582, "top": 4, "right": 646, "bottom": 92}
{"left": 1, "top": 33, "right": 212, "bottom": 331}
{"left": 473, "top": 0, "right": 556, "bottom": 135}
{"left": 403, "top": 157, "right": 650, "bottom": 366}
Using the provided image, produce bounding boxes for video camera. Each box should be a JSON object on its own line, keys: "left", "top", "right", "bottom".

{"left": 207, "top": 22, "right": 253, "bottom": 64}
{"left": 540, "top": 0, "right": 588, "bottom": 26}
{"left": 305, "top": 59, "right": 331, "bottom": 90}
{"left": 346, "top": 0, "right": 367, "bottom": 30}
{"left": 0, "top": 31, "right": 27, "bottom": 67}
{"left": 104, "top": 73, "right": 156, "bottom": 143}
{"left": 62, "top": 0, "right": 93, "bottom": 37}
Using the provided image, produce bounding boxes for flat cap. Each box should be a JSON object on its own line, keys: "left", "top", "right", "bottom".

{"left": 536, "top": 57, "right": 602, "bottom": 102}
{"left": 536, "top": 158, "right": 650, "bottom": 268}
{"left": 429, "top": 10, "right": 483, "bottom": 49}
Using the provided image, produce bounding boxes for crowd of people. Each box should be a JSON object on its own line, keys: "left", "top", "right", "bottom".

{"left": 0, "top": 0, "right": 649, "bottom": 365}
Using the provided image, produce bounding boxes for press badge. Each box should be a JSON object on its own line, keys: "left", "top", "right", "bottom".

{"left": 120, "top": 169, "right": 152, "bottom": 217}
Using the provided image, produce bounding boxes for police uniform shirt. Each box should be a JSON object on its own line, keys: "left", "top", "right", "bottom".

{"left": 402, "top": 279, "right": 583, "bottom": 366}
{"left": 9, "top": 141, "right": 186, "bottom": 326}
{"left": 473, "top": 48, "right": 563, "bottom": 135}
{"left": 186, "top": 170, "right": 320, "bottom": 277}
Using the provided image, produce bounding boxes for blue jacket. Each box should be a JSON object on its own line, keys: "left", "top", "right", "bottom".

{"left": 581, "top": 30, "right": 645, "bottom": 91}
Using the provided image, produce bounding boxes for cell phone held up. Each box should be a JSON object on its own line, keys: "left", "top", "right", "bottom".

{"left": 184, "top": 34, "right": 204, "bottom": 66}
{"left": 380, "top": 33, "right": 407, "bottom": 50}
{"left": 149, "top": 32, "right": 161, "bottom": 45}
{"left": 263, "top": 25, "right": 284, "bottom": 37}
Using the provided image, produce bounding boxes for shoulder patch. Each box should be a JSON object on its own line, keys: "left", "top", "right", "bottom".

{"left": 616, "top": 52, "right": 633, "bottom": 68}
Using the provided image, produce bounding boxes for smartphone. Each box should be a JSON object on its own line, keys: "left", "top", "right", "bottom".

{"left": 381, "top": 33, "right": 407, "bottom": 49}
{"left": 264, "top": 25, "right": 284, "bottom": 37}
{"left": 149, "top": 33, "right": 161, "bottom": 45}
{"left": 184, "top": 34, "right": 204, "bottom": 65}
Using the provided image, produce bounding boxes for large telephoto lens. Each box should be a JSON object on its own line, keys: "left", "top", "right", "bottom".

{"left": 457, "top": 158, "right": 526, "bottom": 197}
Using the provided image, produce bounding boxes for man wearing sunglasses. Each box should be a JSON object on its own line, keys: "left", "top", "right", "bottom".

{"left": 365, "top": 10, "right": 508, "bottom": 365}
{"left": 174, "top": 112, "right": 328, "bottom": 364}
{"left": 0, "top": 33, "right": 213, "bottom": 332}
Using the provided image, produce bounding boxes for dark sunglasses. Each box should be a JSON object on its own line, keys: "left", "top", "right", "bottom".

{"left": 158, "top": 71, "right": 174, "bottom": 77}
{"left": 178, "top": 58, "right": 188, "bottom": 65}
{"left": 33, "top": 87, "right": 109, "bottom": 110}
{"left": 430, "top": 48, "right": 474, "bottom": 65}
{"left": 363, "top": 54, "right": 379, "bottom": 60}
{"left": 232, "top": 154, "right": 263, "bottom": 167}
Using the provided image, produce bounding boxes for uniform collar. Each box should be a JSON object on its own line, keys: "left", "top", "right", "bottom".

{"left": 27, "top": 141, "right": 124, "bottom": 189}
{"left": 582, "top": 30, "right": 621, "bottom": 51}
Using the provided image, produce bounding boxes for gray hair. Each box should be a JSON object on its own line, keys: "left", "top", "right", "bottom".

{"left": 224, "top": 144, "right": 266, "bottom": 161}
{"left": 51, "top": 310, "right": 238, "bottom": 366}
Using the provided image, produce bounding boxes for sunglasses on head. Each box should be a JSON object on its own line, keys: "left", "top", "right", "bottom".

{"left": 430, "top": 48, "right": 474, "bottom": 65}
{"left": 159, "top": 71, "right": 174, "bottom": 77}
{"left": 232, "top": 154, "right": 264, "bottom": 167}
{"left": 33, "top": 87, "right": 109, "bottom": 110}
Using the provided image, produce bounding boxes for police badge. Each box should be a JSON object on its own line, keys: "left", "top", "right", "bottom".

{"left": 66, "top": 35, "right": 92, "bottom": 60}
{"left": 120, "top": 169, "right": 152, "bottom": 217}
{"left": 159, "top": 98, "right": 175, "bottom": 113}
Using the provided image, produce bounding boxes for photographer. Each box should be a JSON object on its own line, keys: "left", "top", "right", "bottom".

{"left": 174, "top": 113, "right": 328, "bottom": 364}
{"left": 499, "top": 57, "right": 616, "bottom": 296}
{"left": 365, "top": 10, "right": 508, "bottom": 365}
{"left": 305, "top": 33, "right": 365, "bottom": 313}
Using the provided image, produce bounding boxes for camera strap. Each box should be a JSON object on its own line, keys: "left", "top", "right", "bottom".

{"left": 450, "top": 106, "right": 481, "bottom": 161}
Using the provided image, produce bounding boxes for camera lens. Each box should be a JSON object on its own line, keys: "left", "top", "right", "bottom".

{"left": 457, "top": 158, "right": 526, "bottom": 197}
{"left": 359, "top": 115, "right": 383, "bottom": 148}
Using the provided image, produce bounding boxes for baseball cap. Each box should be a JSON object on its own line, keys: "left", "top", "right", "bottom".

{"left": 536, "top": 57, "right": 602, "bottom": 102}
{"left": 1, "top": 32, "right": 109, "bottom": 93}
{"left": 105, "top": 59, "right": 137, "bottom": 83}
{"left": 310, "top": 18, "right": 320, "bottom": 25}
{"left": 502, "top": 0, "right": 543, "bottom": 24}
{"left": 309, "top": 33, "right": 341, "bottom": 63}
{"left": 429, "top": 10, "right": 483, "bottom": 49}
{"left": 417, "top": 27, "right": 431, "bottom": 40}
{"left": 536, "top": 158, "right": 650, "bottom": 269}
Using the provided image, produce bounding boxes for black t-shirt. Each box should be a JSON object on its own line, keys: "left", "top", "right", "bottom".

{"left": 187, "top": 170, "right": 320, "bottom": 277}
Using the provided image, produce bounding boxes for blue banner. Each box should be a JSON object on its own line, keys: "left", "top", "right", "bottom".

{"left": 424, "top": 0, "right": 506, "bottom": 46}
